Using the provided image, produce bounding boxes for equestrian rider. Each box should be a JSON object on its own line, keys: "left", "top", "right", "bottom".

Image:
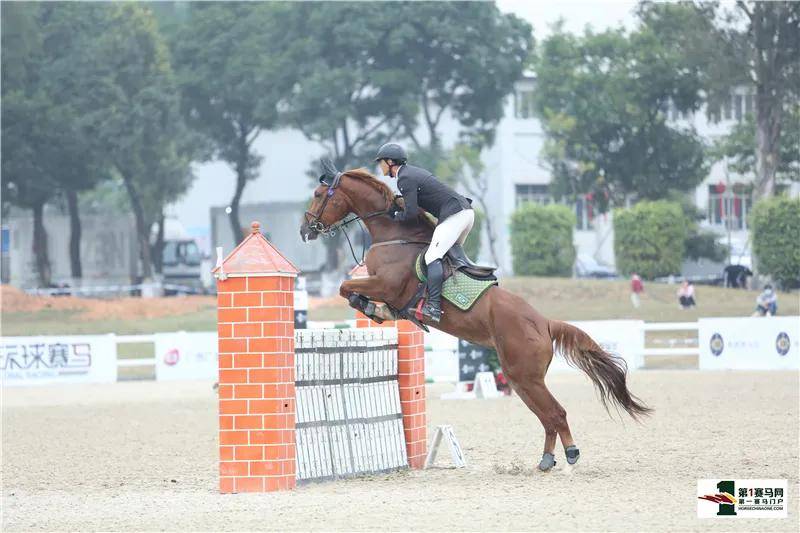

{"left": 374, "top": 142, "right": 474, "bottom": 323}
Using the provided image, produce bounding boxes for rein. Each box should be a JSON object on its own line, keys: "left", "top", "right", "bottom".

{"left": 369, "top": 239, "right": 431, "bottom": 248}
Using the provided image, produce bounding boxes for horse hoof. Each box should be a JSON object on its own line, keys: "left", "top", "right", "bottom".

{"left": 565, "top": 445, "right": 580, "bottom": 465}
{"left": 538, "top": 452, "right": 556, "bottom": 472}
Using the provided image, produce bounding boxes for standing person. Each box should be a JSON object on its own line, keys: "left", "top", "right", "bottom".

{"left": 754, "top": 284, "right": 778, "bottom": 316}
{"left": 677, "top": 280, "right": 696, "bottom": 309}
{"left": 630, "top": 273, "right": 644, "bottom": 308}
{"left": 375, "top": 142, "right": 474, "bottom": 323}
{"left": 723, "top": 264, "right": 753, "bottom": 288}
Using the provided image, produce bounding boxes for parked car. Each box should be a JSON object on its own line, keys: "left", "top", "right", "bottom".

{"left": 574, "top": 254, "right": 617, "bottom": 279}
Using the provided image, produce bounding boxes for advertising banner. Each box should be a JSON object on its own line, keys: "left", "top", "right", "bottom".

{"left": 550, "top": 320, "right": 645, "bottom": 372}
{"left": 699, "top": 316, "right": 799, "bottom": 370}
{"left": 1, "top": 335, "right": 117, "bottom": 386}
{"left": 154, "top": 332, "right": 218, "bottom": 381}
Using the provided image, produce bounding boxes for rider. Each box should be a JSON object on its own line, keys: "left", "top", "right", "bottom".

{"left": 374, "top": 142, "right": 474, "bottom": 323}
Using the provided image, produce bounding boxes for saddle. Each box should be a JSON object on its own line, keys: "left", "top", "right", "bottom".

{"left": 407, "top": 244, "right": 498, "bottom": 322}
{"left": 356, "top": 244, "right": 498, "bottom": 332}
{"left": 439, "top": 244, "right": 497, "bottom": 281}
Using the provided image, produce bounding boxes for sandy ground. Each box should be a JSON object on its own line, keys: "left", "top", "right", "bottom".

{"left": 2, "top": 371, "right": 798, "bottom": 532}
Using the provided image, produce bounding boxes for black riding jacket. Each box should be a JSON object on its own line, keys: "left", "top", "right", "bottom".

{"left": 395, "top": 164, "right": 472, "bottom": 223}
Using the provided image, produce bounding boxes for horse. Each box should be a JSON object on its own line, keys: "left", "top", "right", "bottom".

{"left": 299, "top": 167, "right": 652, "bottom": 471}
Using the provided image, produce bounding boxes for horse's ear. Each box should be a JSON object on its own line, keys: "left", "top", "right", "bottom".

{"left": 321, "top": 158, "right": 339, "bottom": 178}
{"left": 318, "top": 174, "right": 330, "bottom": 185}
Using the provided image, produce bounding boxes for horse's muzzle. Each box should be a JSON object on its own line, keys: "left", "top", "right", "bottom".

{"left": 300, "top": 222, "right": 319, "bottom": 242}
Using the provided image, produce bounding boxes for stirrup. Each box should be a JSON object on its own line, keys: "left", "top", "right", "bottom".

{"left": 421, "top": 302, "right": 442, "bottom": 323}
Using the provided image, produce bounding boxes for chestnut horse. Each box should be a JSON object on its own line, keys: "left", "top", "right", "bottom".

{"left": 300, "top": 168, "right": 651, "bottom": 471}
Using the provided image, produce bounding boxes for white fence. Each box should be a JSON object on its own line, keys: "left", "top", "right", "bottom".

{"left": 3, "top": 317, "right": 797, "bottom": 386}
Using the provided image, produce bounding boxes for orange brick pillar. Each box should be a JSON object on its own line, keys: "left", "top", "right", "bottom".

{"left": 350, "top": 265, "right": 427, "bottom": 468}
{"left": 213, "top": 221, "right": 299, "bottom": 493}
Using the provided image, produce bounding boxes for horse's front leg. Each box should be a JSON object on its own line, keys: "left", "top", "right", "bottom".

{"left": 340, "top": 277, "right": 397, "bottom": 322}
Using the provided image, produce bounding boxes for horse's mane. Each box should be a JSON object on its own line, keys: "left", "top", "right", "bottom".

{"left": 342, "top": 168, "right": 436, "bottom": 230}
{"left": 341, "top": 168, "right": 395, "bottom": 206}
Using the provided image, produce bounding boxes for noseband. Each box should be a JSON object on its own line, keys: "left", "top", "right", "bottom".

{"left": 304, "top": 172, "right": 394, "bottom": 237}
{"left": 304, "top": 172, "right": 343, "bottom": 236}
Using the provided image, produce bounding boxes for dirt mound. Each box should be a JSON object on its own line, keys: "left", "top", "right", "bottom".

{"left": 0, "top": 284, "right": 215, "bottom": 320}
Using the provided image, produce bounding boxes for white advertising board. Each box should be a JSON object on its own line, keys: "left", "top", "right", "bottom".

{"left": 154, "top": 332, "right": 218, "bottom": 381}
{"left": 1, "top": 334, "right": 117, "bottom": 386}
{"left": 550, "top": 320, "right": 645, "bottom": 373}
{"left": 424, "top": 329, "right": 459, "bottom": 382}
{"left": 699, "top": 316, "right": 799, "bottom": 370}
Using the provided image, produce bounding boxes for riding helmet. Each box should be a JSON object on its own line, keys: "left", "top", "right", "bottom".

{"left": 374, "top": 143, "right": 408, "bottom": 163}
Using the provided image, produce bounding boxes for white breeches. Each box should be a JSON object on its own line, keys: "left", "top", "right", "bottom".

{"left": 424, "top": 209, "right": 475, "bottom": 264}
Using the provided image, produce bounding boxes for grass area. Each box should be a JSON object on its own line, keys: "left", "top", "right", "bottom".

{"left": 1, "top": 307, "right": 217, "bottom": 336}
{"left": 501, "top": 276, "right": 799, "bottom": 322}
{"left": 2, "top": 277, "right": 796, "bottom": 336}
{"left": 304, "top": 276, "right": 799, "bottom": 323}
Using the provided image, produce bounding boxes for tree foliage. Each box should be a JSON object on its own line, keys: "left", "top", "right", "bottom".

{"left": 86, "top": 3, "right": 197, "bottom": 280}
{"left": 1, "top": 2, "right": 109, "bottom": 284}
{"left": 750, "top": 196, "right": 800, "bottom": 288}
{"left": 380, "top": 2, "right": 533, "bottom": 151}
{"left": 713, "top": 105, "right": 800, "bottom": 185}
{"left": 639, "top": 1, "right": 800, "bottom": 199}
{"left": 532, "top": 23, "right": 708, "bottom": 210}
{"left": 613, "top": 201, "right": 688, "bottom": 279}
{"left": 510, "top": 204, "right": 576, "bottom": 277}
{"left": 174, "top": 2, "right": 293, "bottom": 244}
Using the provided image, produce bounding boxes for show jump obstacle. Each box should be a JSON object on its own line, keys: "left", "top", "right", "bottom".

{"left": 213, "top": 222, "right": 426, "bottom": 493}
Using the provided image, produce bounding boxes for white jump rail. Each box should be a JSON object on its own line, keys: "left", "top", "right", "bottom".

{"left": 642, "top": 321, "right": 699, "bottom": 358}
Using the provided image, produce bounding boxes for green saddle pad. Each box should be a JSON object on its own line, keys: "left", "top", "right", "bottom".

{"left": 415, "top": 255, "right": 496, "bottom": 311}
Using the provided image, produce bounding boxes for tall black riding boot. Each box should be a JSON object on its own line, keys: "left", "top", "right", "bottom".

{"left": 422, "top": 259, "right": 444, "bottom": 322}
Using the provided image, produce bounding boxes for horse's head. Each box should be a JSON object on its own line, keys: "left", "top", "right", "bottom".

{"left": 300, "top": 161, "right": 414, "bottom": 243}
{"left": 300, "top": 161, "right": 354, "bottom": 241}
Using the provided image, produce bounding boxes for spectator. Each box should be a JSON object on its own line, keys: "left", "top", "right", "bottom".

{"left": 753, "top": 285, "right": 778, "bottom": 316}
{"left": 630, "top": 273, "right": 644, "bottom": 308}
{"left": 677, "top": 280, "right": 696, "bottom": 309}
{"left": 724, "top": 264, "right": 753, "bottom": 289}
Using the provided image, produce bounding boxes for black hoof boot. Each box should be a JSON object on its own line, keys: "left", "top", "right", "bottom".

{"left": 538, "top": 452, "right": 556, "bottom": 472}
{"left": 565, "top": 445, "right": 580, "bottom": 465}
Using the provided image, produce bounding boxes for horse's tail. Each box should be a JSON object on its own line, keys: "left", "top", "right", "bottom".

{"left": 549, "top": 320, "right": 653, "bottom": 421}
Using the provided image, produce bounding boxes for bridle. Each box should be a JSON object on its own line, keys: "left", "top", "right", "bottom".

{"left": 304, "top": 171, "right": 397, "bottom": 263}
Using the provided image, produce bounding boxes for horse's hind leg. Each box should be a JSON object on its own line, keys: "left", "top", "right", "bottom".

{"left": 502, "top": 339, "right": 579, "bottom": 471}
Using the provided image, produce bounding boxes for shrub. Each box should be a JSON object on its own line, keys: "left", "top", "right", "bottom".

{"left": 613, "top": 200, "right": 687, "bottom": 279}
{"left": 751, "top": 196, "right": 800, "bottom": 288}
{"left": 510, "top": 203, "right": 575, "bottom": 276}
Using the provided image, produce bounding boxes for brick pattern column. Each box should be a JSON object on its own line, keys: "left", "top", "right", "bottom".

{"left": 396, "top": 320, "right": 426, "bottom": 468}
{"left": 214, "top": 222, "right": 299, "bottom": 493}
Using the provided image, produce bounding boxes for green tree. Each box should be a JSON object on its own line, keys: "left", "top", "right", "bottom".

{"left": 510, "top": 204, "right": 576, "bottom": 276}
{"left": 638, "top": 1, "right": 800, "bottom": 200}
{"left": 0, "top": 2, "right": 108, "bottom": 285}
{"left": 750, "top": 196, "right": 800, "bottom": 288}
{"left": 532, "top": 24, "right": 708, "bottom": 210}
{"left": 86, "top": 3, "right": 197, "bottom": 281}
{"left": 1, "top": 1, "right": 53, "bottom": 286}
{"left": 38, "top": 2, "right": 114, "bottom": 281}
{"left": 380, "top": 2, "right": 533, "bottom": 152}
{"left": 713, "top": 105, "right": 800, "bottom": 186}
{"left": 174, "top": 2, "right": 294, "bottom": 245}
{"left": 613, "top": 201, "right": 688, "bottom": 279}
